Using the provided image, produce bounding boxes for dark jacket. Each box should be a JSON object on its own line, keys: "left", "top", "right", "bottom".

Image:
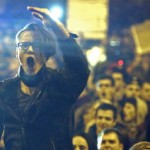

{"left": 0, "top": 37, "right": 89, "bottom": 150}
{"left": 88, "top": 123, "right": 131, "bottom": 150}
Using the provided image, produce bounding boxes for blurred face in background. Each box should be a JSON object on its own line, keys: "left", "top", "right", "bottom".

{"left": 95, "top": 109, "right": 116, "bottom": 134}
{"left": 96, "top": 79, "right": 114, "bottom": 101}
{"left": 112, "top": 73, "right": 125, "bottom": 90}
{"left": 141, "top": 83, "right": 150, "bottom": 101}
{"left": 125, "top": 84, "right": 141, "bottom": 98}
{"left": 83, "top": 101, "right": 101, "bottom": 125}
{"left": 123, "top": 102, "right": 136, "bottom": 122}
{"left": 100, "top": 132, "right": 123, "bottom": 150}
{"left": 72, "top": 136, "right": 89, "bottom": 150}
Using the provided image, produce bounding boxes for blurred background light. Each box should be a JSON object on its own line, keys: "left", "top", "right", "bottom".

{"left": 118, "top": 59, "right": 124, "bottom": 66}
{"left": 86, "top": 46, "right": 107, "bottom": 67}
{"left": 49, "top": 5, "right": 63, "bottom": 20}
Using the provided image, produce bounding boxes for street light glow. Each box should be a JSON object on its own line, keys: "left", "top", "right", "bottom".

{"left": 49, "top": 6, "right": 63, "bottom": 20}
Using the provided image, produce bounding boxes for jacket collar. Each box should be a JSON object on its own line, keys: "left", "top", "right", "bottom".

{"left": 18, "top": 65, "right": 46, "bottom": 87}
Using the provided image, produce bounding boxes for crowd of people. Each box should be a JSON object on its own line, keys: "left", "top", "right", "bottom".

{"left": 72, "top": 51, "right": 150, "bottom": 149}
{"left": 0, "top": 5, "right": 150, "bottom": 150}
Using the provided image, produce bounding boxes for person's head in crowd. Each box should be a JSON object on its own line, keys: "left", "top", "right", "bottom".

{"left": 121, "top": 97, "right": 137, "bottom": 123}
{"left": 74, "top": 100, "right": 101, "bottom": 133}
{"left": 16, "top": 23, "right": 57, "bottom": 76}
{"left": 83, "top": 101, "right": 101, "bottom": 124}
{"left": 125, "top": 76, "right": 142, "bottom": 98}
{"left": 129, "top": 141, "right": 150, "bottom": 150}
{"left": 72, "top": 132, "right": 97, "bottom": 150}
{"left": 111, "top": 67, "right": 128, "bottom": 102}
{"left": 97, "top": 128, "right": 124, "bottom": 150}
{"left": 74, "top": 102, "right": 92, "bottom": 133}
{"left": 82, "top": 101, "right": 101, "bottom": 132}
{"left": 140, "top": 81, "right": 150, "bottom": 102}
{"left": 111, "top": 67, "right": 127, "bottom": 90}
{"left": 95, "top": 103, "right": 117, "bottom": 135}
{"left": 95, "top": 75, "right": 115, "bottom": 101}
{"left": 123, "top": 76, "right": 148, "bottom": 126}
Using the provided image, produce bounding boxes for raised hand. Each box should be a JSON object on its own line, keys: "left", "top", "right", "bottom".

{"left": 27, "top": 6, "right": 70, "bottom": 39}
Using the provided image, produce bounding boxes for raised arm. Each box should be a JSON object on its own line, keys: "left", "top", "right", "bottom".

{"left": 27, "top": 6, "right": 90, "bottom": 97}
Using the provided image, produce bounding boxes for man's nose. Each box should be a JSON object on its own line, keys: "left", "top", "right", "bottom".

{"left": 104, "top": 141, "right": 111, "bottom": 147}
{"left": 101, "top": 118, "right": 107, "bottom": 124}
{"left": 27, "top": 45, "right": 34, "bottom": 52}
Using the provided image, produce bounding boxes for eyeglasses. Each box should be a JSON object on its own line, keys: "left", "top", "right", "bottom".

{"left": 17, "top": 42, "right": 41, "bottom": 51}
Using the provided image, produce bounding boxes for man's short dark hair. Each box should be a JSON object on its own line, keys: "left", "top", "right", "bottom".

{"left": 94, "top": 74, "right": 115, "bottom": 86}
{"left": 125, "top": 75, "right": 143, "bottom": 87}
{"left": 122, "top": 97, "right": 137, "bottom": 109}
{"left": 100, "top": 128, "right": 123, "bottom": 144}
{"left": 95, "top": 103, "right": 117, "bottom": 120}
{"left": 112, "top": 67, "right": 128, "bottom": 81}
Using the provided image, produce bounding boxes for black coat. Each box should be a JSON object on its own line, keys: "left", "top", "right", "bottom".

{"left": 0, "top": 37, "right": 89, "bottom": 150}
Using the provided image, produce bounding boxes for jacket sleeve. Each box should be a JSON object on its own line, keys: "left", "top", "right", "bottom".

{"left": 0, "top": 83, "right": 4, "bottom": 139}
{"left": 0, "top": 111, "right": 3, "bottom": 140}
{"left": 58, "top": 35, "right": 90, "bottom": 101}
{"left": 0, "top": 92, "right": 4, "bottom": 139}
{"left": 45, "top": 36, "right": 90, "bottom": 150}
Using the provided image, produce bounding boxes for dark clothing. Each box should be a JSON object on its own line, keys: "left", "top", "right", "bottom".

{"left": 146, "top": 101, "right": 150, "bottom": 141}
{"left": 88, "top": 123, "right": 131, "bottom": 150}
{"left": 0, "top": 37, "right": 89, "bottom": 150}
{"left": 88, "top": 125, "right": 97, "bottom": 143}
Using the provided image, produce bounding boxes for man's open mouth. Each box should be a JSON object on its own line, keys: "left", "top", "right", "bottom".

{"left": 27, "top": 56, "right": 35, "bottom": 68}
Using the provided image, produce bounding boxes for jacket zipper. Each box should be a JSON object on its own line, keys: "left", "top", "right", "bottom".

{"left": 18, "top": 103, "right": 26, "bottom": 149}
{"left": 51, "top": 140, "right": 56, "bottom": 150}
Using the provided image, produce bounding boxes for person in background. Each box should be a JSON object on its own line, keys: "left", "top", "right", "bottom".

{"left": 88, "top": 103, "right": 128, "bottom": 147}
{"left": 120, "top": 97, "right": 147, "bottom": 145}
{"left": 111, "top": 67, "right": 127, "bottom": 102}
{"left": 73, "top": 100, "right": 101, "bottom": 134}
{"left": 72, "top": 132, "right": 97, "bottom": 150}
{"left": 94, "top": 75, "right": 115, "bottom": 103}
{"left": 140, "top": 80, "right": 150, "bottom": 103}
{"left": 0, "top": 6, "right": 89, "bottom": 150}
{"left": 140, "top": 80, "right": 150, "bottom": 141}
{"left": 122, "top": 75, "right": 148, "bottom": 126}
{"left": 129, "top": 141, "right": 150, "bottom": 150}
{"left": 124, "top": 75, "right": 142, "bottom": 99}
{"left": 97, "top": 128, "right": 124, "bottom": 150}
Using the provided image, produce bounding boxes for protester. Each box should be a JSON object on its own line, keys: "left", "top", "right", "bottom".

{"left": 0, "top": 6, "right": 89, "bottom": 150}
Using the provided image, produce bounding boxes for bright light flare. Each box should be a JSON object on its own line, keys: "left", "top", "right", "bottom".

{"left": 86, "top": 46, "right": 107, "bottom": 67}
{"left": 49, "top": 6, "right": 63, "bottom": 20}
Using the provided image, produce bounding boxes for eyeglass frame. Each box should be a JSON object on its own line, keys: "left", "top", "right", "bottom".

{"left": 17, "top": 42, "right": 41, "bottom": 52}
